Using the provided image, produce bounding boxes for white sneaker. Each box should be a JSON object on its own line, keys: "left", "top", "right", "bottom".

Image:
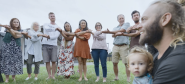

{"left": 95, "top": 79, "right": 99, "bottom": 82}
{"left": 25, "top": 77, "right": 31, "bottom": 80}
{"left": 34, "top": 77, "right": 38, "bottom": 80}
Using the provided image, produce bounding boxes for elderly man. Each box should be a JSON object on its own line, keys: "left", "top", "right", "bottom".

{"left": 131, "top": 0, "right": 185, "bottom": 83}
{"left": 102, "top": 14, "right": 130, "bottom": 82}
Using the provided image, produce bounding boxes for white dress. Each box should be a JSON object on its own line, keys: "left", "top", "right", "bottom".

{"left": 57, "top": 36, "right": 75, "bottom": 76}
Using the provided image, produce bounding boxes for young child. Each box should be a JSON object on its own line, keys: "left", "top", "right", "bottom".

{"left": 127, "top": 46, "right": 153, "bottom": 84}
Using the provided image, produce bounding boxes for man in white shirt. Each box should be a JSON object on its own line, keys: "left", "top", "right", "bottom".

{"left": 42, "top": 12, "right": 60, "bottom": 79}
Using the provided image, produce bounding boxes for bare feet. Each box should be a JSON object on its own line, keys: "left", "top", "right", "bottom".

{"left": 52, "top": 77, "right": 55, "bottom": 79}
{"left": 127, "top": 77, "right": 130, "bottom": 82}
{"left": 46, "top": 77, "right": 51, "bottom": 80}
{"left": 84, "top": 77, "right": 88, "bottom": 81}
{"left": 78, "top": 77, "right": 82, "bottom": 82}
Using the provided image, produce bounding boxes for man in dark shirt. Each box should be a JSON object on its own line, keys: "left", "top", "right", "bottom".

{"left": 128, "top": 10, "right": 141, "bottom": 49}
{"left": 133, "top": 0, "right": 185, "bottom": 84}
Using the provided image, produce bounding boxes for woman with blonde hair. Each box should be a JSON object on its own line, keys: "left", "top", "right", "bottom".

{"left": 24, "top": 22, "right": 44, "bottom": 80}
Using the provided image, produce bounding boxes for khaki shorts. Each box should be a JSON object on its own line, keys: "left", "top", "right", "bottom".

{"left": 112, "top": 45, "right": 129, "bottom": 64}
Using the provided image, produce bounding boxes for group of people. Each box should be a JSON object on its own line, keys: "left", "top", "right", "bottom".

{"left": 0, "top": 0, "right": 185, "bottom": 84}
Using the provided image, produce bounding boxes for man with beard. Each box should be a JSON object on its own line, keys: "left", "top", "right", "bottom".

{"left": 133, "top": 0, "right": 185, "bottom": 83}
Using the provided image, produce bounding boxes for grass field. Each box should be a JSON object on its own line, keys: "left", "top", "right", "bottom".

{"left": 0, "top": 61, "right": 134, "bottom": 84}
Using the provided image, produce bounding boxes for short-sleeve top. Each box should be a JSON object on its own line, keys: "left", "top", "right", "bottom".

{"left": 113, "top": 22, "right": 130, "bottom": 45}
{"left": 73, "top": 29, "right": 91, "bottom": 59}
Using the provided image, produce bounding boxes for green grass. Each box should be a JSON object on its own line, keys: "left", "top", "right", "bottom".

{"left": 0, "top": 61, "right": 134, "bottom": 84}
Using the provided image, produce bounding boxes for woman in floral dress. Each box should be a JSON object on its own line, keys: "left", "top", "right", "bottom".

{"left": 0, "top": 18, "right": 30, "bottom": 83}
{"left": 56, "top": 22, "right": 75, "bottom": 79}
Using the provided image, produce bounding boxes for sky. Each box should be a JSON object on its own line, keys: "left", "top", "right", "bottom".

{"left": 0, "top": 0, "right": 155, "bottom": 53}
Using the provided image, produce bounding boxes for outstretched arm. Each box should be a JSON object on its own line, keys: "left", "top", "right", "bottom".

{"left": 115, "top": 30, "right": 140, "bottom": 37}
{"left": 102, "top": 28, "right": 126, "bottom": 34}
{"left": 55, "top": 28, "right": 74, "bottom": 41}
{"left": 4, "top": 25, "right": 23, "bottom": 38}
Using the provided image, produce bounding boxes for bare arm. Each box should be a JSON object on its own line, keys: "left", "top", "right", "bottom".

{"left": 115, "top": 31, "right": 140, "bottom": 37}
{"left": 62, "top": 31, "right": 74, "bottom": 41}
{"left": 55, "top": 28, "right": 74, "bottom": 41}
{"left": 76, "top": 31, "right": 87, "bottom": 36}
{"left": 102, "top": 28, "right": 126, "bottom": 34}
{"left": 76, "top": 36, "right": 86, "bottom": 40}
{"left": 4, "top": 25, "right": 22, "bottom": 38}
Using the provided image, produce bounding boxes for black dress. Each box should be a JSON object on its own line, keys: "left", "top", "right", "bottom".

{"left": 0, "top": 72, "right": 3, "bottom": 82}
{"left": 0, "top": 49, "right": 3, "bottom": 82}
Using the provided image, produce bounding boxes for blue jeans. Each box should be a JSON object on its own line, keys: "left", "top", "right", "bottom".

{"left": 91, "top": 49, "right": 108, "bottom": 78}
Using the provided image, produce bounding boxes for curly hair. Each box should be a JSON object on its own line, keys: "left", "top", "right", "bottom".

{"left": 178, "top": 0, "right": 185, "bottom": 6}
{"left": 152, "top": 0, "right": 185, "bottom": 46}
{"left": 127, "top": 46, "right": 153, "bottom": 72}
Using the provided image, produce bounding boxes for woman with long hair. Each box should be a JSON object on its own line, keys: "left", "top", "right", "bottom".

{"left": 56, "top": 22, "right": 75, "bottom": 79}
{"left": 0, "top": 18, "right": 30, "bottom": 83}
{"left": 73, "top": 19, "right": 91, "bottom": 81}
{"left": 24, "top": 22, "right": 43, "bottom": 80}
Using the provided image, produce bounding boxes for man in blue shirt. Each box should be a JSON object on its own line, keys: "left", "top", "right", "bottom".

{"left": 102, "top": 14, "right": 130, "bottom": 82}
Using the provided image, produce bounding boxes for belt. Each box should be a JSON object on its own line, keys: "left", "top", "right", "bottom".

{"left": 114, "top": 44, "right": 127, "bottom": 46}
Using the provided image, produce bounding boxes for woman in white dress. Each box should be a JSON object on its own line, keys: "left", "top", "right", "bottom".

{"left": 56, "top": 22, "right": 75, "bottom": 79}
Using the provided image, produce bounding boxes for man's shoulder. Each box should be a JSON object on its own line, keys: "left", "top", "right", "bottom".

{"left": 169, "top": 43, "right": 185, "bottom": 57}
{"left": 159, "top": 43, "right": 185, "bottom": 66}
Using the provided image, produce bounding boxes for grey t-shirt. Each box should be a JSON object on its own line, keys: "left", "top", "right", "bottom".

{"left": 152, "top": 42, "right": 185, "bottom": 84}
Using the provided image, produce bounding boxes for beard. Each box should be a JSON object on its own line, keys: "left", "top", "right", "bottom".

{"left": 139, "top": 17, "right": 163, "bottom": 45}
{"left": 134, "top": 20, "right": 139, "bottom": 23}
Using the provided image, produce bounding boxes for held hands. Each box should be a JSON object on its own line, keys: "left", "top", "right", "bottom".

{"left": 86, "top": 29, "right": 93, "bottom": 33}
{"left": 37, "top": 34, "right": 43, "bottom": 37}
{"left": 42, "top": 34, "right": 50, "bottom": 39}
{"left": 55, "top": 28, "right": 62, "bottom": 32}
{"left": 21, "top": 32, "right": 31, "bottom": 39}
{"left": 126, "top": 24, "right": 142, "bottom": 33}
{"left": 104, "top": 28, "right": 110, "bottom": 33}
{"left": 115, "top": 32, "right": 124, "bottom": 36}
{"left": 4, "top": 25, "right": 11, "bottom": 30}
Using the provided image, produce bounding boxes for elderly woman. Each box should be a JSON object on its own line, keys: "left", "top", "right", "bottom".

{"left": 24, "top": 22, "right": 43, "bottom": 80}
{"left": 88, "top": 22, "right": 108, "bottom": 82}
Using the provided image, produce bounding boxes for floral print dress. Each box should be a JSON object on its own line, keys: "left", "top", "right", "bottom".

{"left": 57, "top": 36, "right": 75, "bottom": 76}
{"left": 0, "top": 37, "right": 23, "bottom": 75}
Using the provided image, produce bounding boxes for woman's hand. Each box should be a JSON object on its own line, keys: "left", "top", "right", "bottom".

{"left": 86, "top": 29, "right": 92, "bottom": 33}
{"left": 4, "top": 25, "right": 11, "bottom": 30}
{"left": 22, "top": 32, "right": 31, "bottom": 39}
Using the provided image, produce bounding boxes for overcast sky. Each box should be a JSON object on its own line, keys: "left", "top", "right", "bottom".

{"left": 0, "top": 0, "right": 155, "bottom": 52}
